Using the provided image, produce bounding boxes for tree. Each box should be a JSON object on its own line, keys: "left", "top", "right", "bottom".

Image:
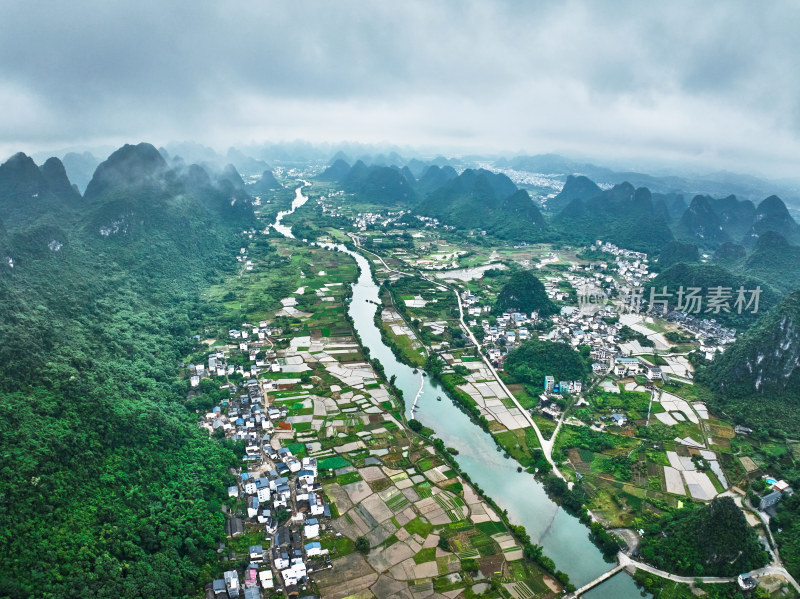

{"left": 638, "top": 497, "right": 769, "bottom": 576}
{"left": 504, "top": 339, "right": 589, "bottom": 385}
{"left": 461, "top": 558, "right": 479, "bottom": 574}
{"left": 408, "top": 419, "right": 423, "bottom": 433}
{"left": 355, "top": 536, "right": 370, "bottom": 554}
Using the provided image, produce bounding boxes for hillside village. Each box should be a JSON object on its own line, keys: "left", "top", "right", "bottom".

{"left": 193, "top": 324, "right": 333, "bottom": 599}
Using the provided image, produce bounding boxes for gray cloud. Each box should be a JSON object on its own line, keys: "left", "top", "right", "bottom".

{"left": 1, "top": 0, "right": 799, "bottom": 176}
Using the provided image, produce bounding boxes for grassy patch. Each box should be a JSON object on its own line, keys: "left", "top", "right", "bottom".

{"left": 475, "top": 521, "right": 507, "bottom": 536}
{"left": 405, "top": 517, "right": 434, "bottom": 538}
{"left": 318, "top": 456, "right": 351, "bottom": 470}
{"left": 287, "top": 442, "right": 306, "bottom": 454}
{"left": 444, "top": 482, "right": 464, "bottom": 495}
{"left": 320, "top": 532, "right": 355, "bottom": 558}
{"left": 337, "top": 471, "right": 363, "bottom": 485}
{"left": 413, "top": 547, "right": 437, "bottom": 564}
{"left": 293, "top": 422, "right": 312, "bottom": 433}
{"left": 417, "top": 458, "right": 434, "bottom": 471}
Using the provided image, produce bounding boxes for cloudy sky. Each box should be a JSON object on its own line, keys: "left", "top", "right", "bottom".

{"left": 1, "top": 1, "right": 799, "bottom": 176}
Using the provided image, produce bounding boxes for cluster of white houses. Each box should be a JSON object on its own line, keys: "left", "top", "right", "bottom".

{"left": 537, "top": 376, "right": 585, "bottom": 420}
{"left": 665, "top": 310, "right": 736, "bottom": 345}
{"left": 204, "top": 408, "right": 331, "bottom": 599}
{"left": 190, "top": 323, "right": 284, "bottom": 388}
{"left": 461, "top": 291, "right": 543, "bottom": 351}
{"left": 198, "top": 328, "right": 331, "bottom": 599}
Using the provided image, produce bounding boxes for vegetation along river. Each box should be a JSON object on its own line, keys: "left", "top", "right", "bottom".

{"left": 279, "top": 185, "right": 647, "bottom": 598}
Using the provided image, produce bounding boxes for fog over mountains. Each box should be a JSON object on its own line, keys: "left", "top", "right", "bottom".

{"left": 3, "top": 2, "right": 800, "bottom": 178}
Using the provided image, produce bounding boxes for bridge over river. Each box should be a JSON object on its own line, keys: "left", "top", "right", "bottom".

{"left": 568, "top": 564, "right": 626, "bottom": 597}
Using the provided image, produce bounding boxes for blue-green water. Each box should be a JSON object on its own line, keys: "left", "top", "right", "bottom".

{"left": 297, "top": 185, "right": 647, "bottom": 597}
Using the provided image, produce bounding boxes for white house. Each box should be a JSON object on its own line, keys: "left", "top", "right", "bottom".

{"left": 298, "top": 469, "right": 315, "bottom": 487}
{"left": 303, "top": 518, "right": 320, "bottom": 539}
{"left": 249, "top": 545, "right": 264, "bottom": 562}
{"left": 302, "top": 457, "right": 318, "bottom": 476}
{"left": 259, "top": 570, "right": 274, "bottom": 590}
{"left": 309, "top": 492, "right": 324, "bottom": 516}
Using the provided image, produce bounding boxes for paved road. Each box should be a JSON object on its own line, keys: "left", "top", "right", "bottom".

{"left": 345, "top": 237, "right": 800, "bottom": 594}
{"left": 617, "top": 553, "right": 800, "bottom": 593}
{"left": 451, "top": 287, "right": 565, "bottom": 478}
{"left": 744, "top": 495, "right": 781, "bottom": 563}
{"left": 349, "top": 235, "right": 564, "bottom": 477}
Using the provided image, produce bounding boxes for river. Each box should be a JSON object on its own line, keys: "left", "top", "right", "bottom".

{"left": 271, "top": 181, "right": 311, "bottom": 237}
{"left": 284, "top": 185, "right": 646, "bottom": 598}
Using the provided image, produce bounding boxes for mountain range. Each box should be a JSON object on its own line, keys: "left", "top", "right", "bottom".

{"left": 0, "top": 153, "right": 81, "bottom": 232}
{"left": 498, "top": 153, "right": 800, "bottom": 208}
{"left": 316, "top": 157, "right": 800, "bottom": 275}
{"left": 318, "top": 160, "right": 546, "bottom": 241}
{"left": 550, "top": 181, "right": 675, "bottom": 253}
{"left": 1, "top": 143, "right": 256, "bottom": 282}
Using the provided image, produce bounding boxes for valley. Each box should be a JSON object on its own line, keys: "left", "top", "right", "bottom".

{"left": 193, "top": 167, "right": 800, "bottom": 599}
{"left": 4, "top": 5, "right": 800, "bottom": 599}
{"left": 2, "top": 146, "right": 800, "bottom": 599}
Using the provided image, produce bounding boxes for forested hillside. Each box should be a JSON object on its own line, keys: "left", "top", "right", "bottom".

{"left": 341, "top": 160, "right": 419, "bottom": 206}
{"left": 644, "top": 262, "right": 780, "bottom": 329}
{"left": 504, "top": 339, "right": 590, "bottom": 385}
{"left": 493, "top": 270, "right": 556, "bottom": 317}
{"left": 415, "top": 169, "right": 547, "bottom": 240}
{"left": 652, "top": 240, "right": 699, "bottom": 271}
{"left": 698, "top": 290, "right": 800, "bottom": 435}
{"left": 743, "top": 231, "right": 800, "bottom": 292}
{"left": 0, "top": 143, "right": 256, "bottom": 598}
{"left": 639, "top": 497, "right": 769, "bottom": 577}
{"left": 551, "top": 182, "right": 674, "bottom": 254}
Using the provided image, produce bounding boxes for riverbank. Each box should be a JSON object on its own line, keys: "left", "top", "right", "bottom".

{"left": 194, "top": 182, "right": 581, "bottom": 599}
{"left": 308, "top": 203, "right": 646, "bottom": 597}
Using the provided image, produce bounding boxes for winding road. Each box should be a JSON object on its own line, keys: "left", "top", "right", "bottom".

{"left": 350, "top": 233, "right": 563, "bottom": 475}
{"left": 344, "top": 223, "right": 800, "bottom": 595}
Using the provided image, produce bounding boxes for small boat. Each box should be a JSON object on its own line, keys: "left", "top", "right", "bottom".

{"left": 437, "top": 396, "right": 442, "bottom": 401}
{"left": 413, "top": 368, "right": 418, "bottom": 374}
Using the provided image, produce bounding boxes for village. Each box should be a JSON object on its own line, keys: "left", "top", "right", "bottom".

{"left": 187, "top": 181, "right": 800, "bottom": 599}
{"left": 346, "top": 220, "right": 797, "bottom": 583}
{"left": 189, "top": 225, "right": 563, "bottom": 599}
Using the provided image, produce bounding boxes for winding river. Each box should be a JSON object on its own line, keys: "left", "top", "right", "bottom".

{"left": 280, "top": 185, "right": 646, "bottom": 598}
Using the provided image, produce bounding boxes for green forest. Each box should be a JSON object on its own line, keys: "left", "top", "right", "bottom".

{"left": 0, "top": 145, "right": 258, "bottom": 597}
{"left": 698, "top": 290, "right": 800, "bottom": 435}
{"left": 503, "top": 338, "right": 590, "bottom": 386}
{"left": 493, "top": 270, "right": 557, "bottom": 317}
{"left": 638, "top": 497, "right": 769, "bottom": 577}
